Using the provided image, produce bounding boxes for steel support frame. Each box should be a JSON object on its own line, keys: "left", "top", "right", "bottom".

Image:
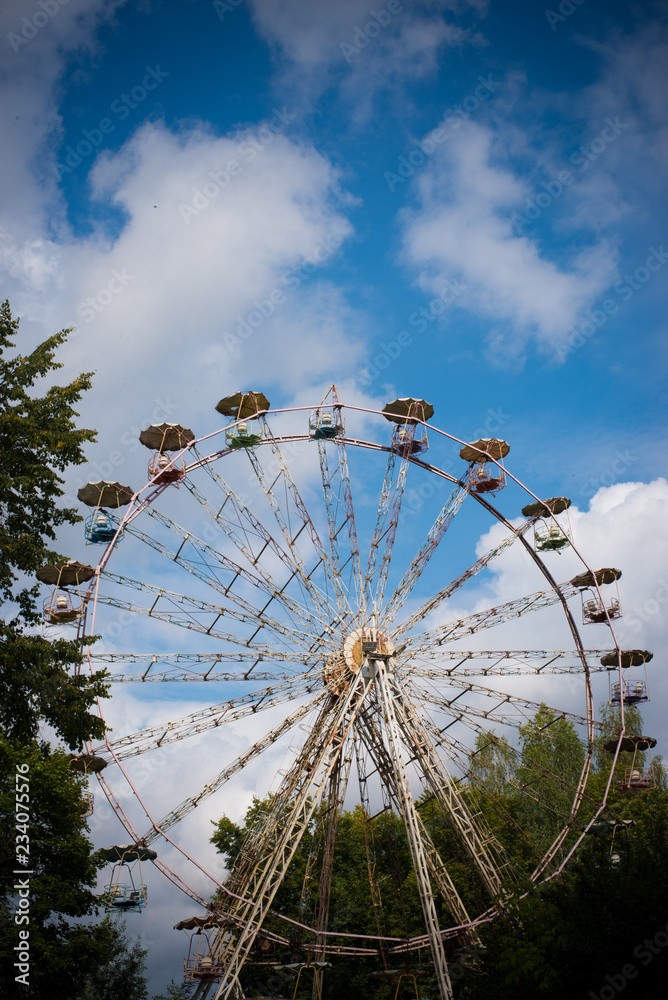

{"left": 357, "top": 704, "right": 480, "bottom": 948}
{"left": 374, "top": 660, "right": 454, "bottom": 1000}
{"left": 211, "top": 671, "right": 374, "bottom": 999}
{"left": 391, "top": 688, "right": 508, "bottom": 901}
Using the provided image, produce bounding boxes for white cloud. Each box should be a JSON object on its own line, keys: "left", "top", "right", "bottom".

{"left": 0, "top": 0, "right": 125, "bottom": 240}
{"left": 75, "top": 476, "right": 668, "bottom": 991}
{"left": 249, "top": 0, "right": 486, "bottom": 111}
{"left": 400, "top": 121, "right": 618, "bottom": 359}
{"left": 1, "top": 116, "right": 372, "bottom": 459}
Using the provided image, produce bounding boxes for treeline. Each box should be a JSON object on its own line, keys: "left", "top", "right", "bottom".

{"left": 210, "top": 706, "right": 668, "bottom": 999}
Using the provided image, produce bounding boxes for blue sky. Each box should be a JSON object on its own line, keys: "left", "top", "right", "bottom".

{"left": 2, "top": 0, "right": 667, "bottom": 991}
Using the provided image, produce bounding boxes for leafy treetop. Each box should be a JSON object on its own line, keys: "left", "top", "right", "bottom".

{"left": 0, "top": 299, "right": 96, "bottom": 622}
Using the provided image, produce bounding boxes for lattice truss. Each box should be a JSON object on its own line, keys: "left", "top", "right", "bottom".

{"left": 71, "top": 392, "right": 623, "bottom": 1000}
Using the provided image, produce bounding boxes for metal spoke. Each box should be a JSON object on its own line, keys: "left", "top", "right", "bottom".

{"left": 406, "top": 648, "right": 613, "bottom": 675}
{"left": 184, "top": 455, "right": 331, "bottom": 634}
{"left": 247, "top": 416, "right": 338, "bottom": 621}
{"left": 407, "top": 676, "right": 606, "bottom": 734}
{"left": 98, "top": 571, "right": 319, "bottom": 659}
{"left": 142, "top": 692, "right": 325, "bottom": 846}
{"left": 408, "top": 579, "right": 581, "bottom": 652}
{"left": 374, "top": 661, "right": 454, "bottom": 1000}
{"left": 95, "top": 676, "right": 319, "bottom": 760}
{"left": 91, "top": 652, "right": 304, "bottom": 683}
{"left": 394, "top": 515, "right": 538, "bottom": 638}
{"left": 382, "top": 483, "right": 468, "bottom": 628}
{"left": 126, "top": 504, "right": 318, "bottom": 635}
{"left": 317, "top": 427, "right": 364, "bottom": 622}
{"left": 364, "top": 438, "right": 413, "bottom": 615}
{"left": 418, "top": 700, "right": 598, "bottom": 862}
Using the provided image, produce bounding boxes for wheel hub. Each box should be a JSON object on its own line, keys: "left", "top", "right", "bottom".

{"left": 323, "top": 626, "right": 395, "bottom": 694}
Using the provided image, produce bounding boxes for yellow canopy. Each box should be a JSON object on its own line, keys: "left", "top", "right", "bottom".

{"left": 215, "top": 391, "right": 270, "bottom": 419}
{"left": 139, "top": 423, "right": 194, "bottom": 451}
{"left": 570, "top": 567, "right": 621, "bottom": 589}
{"left": 382, "top": 397, "right": 434, "bottom": 423}
{"left": 77, "top": 481, "right": 134, "bottom": 508}
{"left": 36, "top": 560, "right": 95, "bottom": 586}
{"left": 459, "top": 438, "right": 509, "bottom": 462}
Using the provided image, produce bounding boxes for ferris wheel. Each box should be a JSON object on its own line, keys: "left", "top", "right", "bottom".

{"left": 37, "top": 388, "right": 648, "bottom": 1000}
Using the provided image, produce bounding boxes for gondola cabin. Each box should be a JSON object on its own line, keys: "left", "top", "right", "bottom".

{"left": 391, "top": 422, "right": 428, "bottom": 456}
{"left": 100, "top": 845, "right": 156, "bottom": 913}
{"left": 175, "top": 914, "right": 227, "bottom": 983}
{"left": 147, "top": 451, "right": 185, "bottom": 484}
{"left": 382, "top": 397, "right": 433, "bottom": 457}
{"left": 139, "top": 423, "right": 194, "bottom": 485}
{"left": 521, "top": 497, "right": 572, "bottom": 553}
{"left": 225, "top": 420, "right": 262, "bottom": 449}
{"left": 603, "top": 734, "right": 657, "bottom": 795}
{"left": 309, "top": 409, "right": 341, "bottom": 439}
{"left": 459, "top": 439, "right": 509, "bottom": 495}
{"left": 619, "top": 767, "right": 655, "bottom": 793}
{"left": 610, "top": 679, "right": 648, "bottom": 705}
{"left": 43, "top": 590, "right": 82, "bottom": 624}
{"left": 581, "top": 589, "right": 621, "bottom": 624}
{"left": 534, "top": 520, "right": 570, "bottom": 552}
{"left": 570, "top": 568, "right": 622, "bottom": 625}
{"left": 84, "top": 509, "right": 119, "bottom": 544}
{"left": 37, "top": 561, "right": 95, "bottom": 626}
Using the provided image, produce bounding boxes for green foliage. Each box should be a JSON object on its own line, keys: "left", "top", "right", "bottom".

{"left": 0, "top": 302, "right": 141, "bottom": 996}
{"left": 151, "top": 979, "right": 193, "bottom": 1000}
{"left": 0, "top": 737, "right": 149, "bottom": 998}
{"left": 0, "top": 622, "right": 107, "bottom": 749}
{"left": 210, "top": 702, "right": 667, "bottom": 999}
{"left": 0, "top": 300, "right": 108, "bottom": 750}
{"left": 0, "top": 299, "right": 96, "bottom": 621}
{"left": 462, "top": 785, "right": 668, "bottom": 998}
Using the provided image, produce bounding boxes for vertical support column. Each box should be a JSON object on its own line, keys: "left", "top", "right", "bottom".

{"left": 374, "top": 659, "right": 454, "bottom": 1000}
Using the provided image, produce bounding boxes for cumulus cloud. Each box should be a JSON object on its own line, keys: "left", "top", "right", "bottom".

{"left": 249, "top": 0, "right": 486, "bottom": 111}
{"left": 400, "top": 121, "right": 618, "bottom": 360}
{"left": 78, "top": 476, "right": 668, "bottom": 985}
{"left": 0, "top": 0, "right": 125, "bottom": 240}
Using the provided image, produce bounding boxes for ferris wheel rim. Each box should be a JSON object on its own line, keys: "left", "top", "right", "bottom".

{"left": 70, "top": 393, "right": 626, "bottom": 980}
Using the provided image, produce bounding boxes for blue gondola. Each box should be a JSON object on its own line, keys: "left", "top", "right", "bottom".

{"left": 85, "top": 509, "right": 119, "bottom": 544}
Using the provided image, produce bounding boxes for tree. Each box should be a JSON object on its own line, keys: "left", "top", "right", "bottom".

{"left": 0, "top": 737, "right": 149, "bottom": 999}
{"left": 0, "top": 302, "right": 145, "bottom": 997}
{"left": 151, "top": 979, "right": 194, "bottom": 1000}
{"left": 0, "top": 299, "right": 107, "bottom": 749}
